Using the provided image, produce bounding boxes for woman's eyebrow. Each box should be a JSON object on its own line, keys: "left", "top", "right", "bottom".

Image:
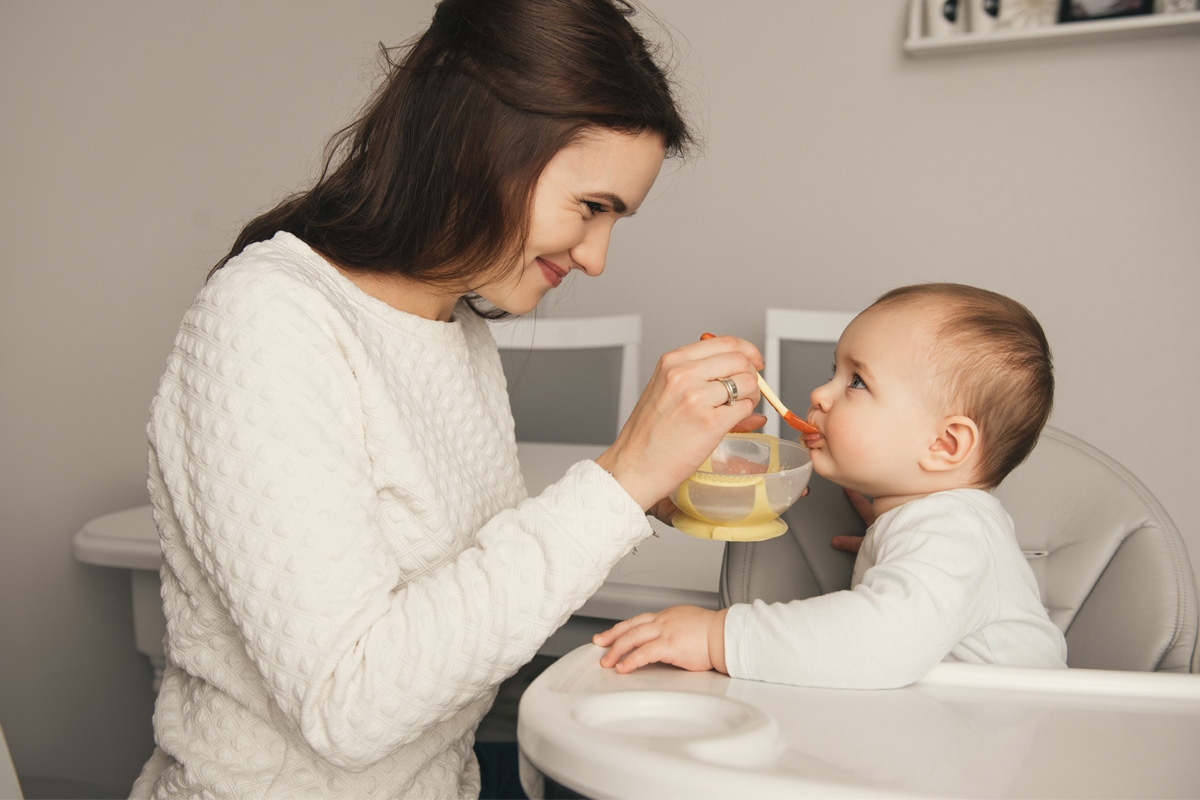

{"left": 592, "top": 192, "right": 630, "bottom": 214}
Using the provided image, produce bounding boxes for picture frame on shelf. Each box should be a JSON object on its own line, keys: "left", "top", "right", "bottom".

{"left": 1059, "top": 0, "right": 1154, "bottom": 22}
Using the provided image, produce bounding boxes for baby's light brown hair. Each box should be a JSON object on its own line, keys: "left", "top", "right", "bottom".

{"left": 868, "top": 283, "right": 1054, "bottom": 488}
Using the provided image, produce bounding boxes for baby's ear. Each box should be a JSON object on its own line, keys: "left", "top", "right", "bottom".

{"left": 920, "top": 415, "right": 979, "bottom": 473}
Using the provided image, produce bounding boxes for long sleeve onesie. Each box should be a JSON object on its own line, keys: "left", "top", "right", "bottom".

{"left": 132, "top": 232, "right": 652, "bottom": 799}
{"left": 724, "top": 489, "right": 1067, "bottom": 689}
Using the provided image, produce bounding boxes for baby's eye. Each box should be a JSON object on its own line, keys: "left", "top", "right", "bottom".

{"left": 849, "top": 373, "right": 866, "bottom": 390}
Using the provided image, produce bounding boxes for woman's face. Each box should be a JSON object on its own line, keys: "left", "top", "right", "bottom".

{"left": 474, "top": 128, "right": 666, "bottom": 315}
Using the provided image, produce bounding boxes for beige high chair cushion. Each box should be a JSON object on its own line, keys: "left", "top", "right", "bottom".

{"left": 720, "top": 426, "right": 1200, "bottom": 673}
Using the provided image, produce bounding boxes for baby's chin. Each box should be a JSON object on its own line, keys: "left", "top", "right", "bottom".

{"left": 806, "top": 448, "right": 840, "bottom": 482}
{"left": 808, "top": 454, "right": 872, "bottom": 496}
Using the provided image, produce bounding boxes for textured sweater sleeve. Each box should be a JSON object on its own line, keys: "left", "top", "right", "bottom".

{"left": 723, "top": 501, "right": 994, "bottom": 689}
{"left": 301, "top": 463, "right": 644, "bottom": 768}
{"left": 150, "top": 264, "right": 649, "bottom": 770}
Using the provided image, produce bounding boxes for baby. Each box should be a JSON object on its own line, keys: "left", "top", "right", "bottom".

{"left": 595, "top": 283, "right": 1068, "bottom": 688}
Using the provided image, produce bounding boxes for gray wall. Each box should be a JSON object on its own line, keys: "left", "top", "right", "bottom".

{"left": 2, "top": 1, "right": 1197, "bottom": 791}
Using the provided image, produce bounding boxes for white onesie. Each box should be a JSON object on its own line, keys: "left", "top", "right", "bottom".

{"left": 724, "top": 488, "right": 1067, "bottom": 688}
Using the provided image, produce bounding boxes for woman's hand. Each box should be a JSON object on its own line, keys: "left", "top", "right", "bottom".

{"left": 645, "top": 497, "right": 679, "bottom": 526}
{"left": 595, "top": 335, "right": 766, "bottom": 512}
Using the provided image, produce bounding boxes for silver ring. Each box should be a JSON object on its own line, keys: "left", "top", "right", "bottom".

{"left": 718, "top": 377, "right": 738, "bottom": 405}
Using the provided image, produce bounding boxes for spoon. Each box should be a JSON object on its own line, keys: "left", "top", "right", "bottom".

{"left": 701, "top": 332, "right": 820, "bottom": 436}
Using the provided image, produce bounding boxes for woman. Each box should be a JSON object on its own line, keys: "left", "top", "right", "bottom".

{"left": 133, "top": 1, "right": 764, "bottom": 797}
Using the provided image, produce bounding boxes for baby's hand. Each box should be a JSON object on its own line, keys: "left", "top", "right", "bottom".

{"left": 831, "top": 487, "right": 873, "bottom": 554}
{"left": 831, "top": 534, "right": 864, "bottom": 554}
{"left": 593, "top": 606, "right": 728, "bottom": 674}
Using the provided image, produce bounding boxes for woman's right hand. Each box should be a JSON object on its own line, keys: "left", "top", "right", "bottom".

{"left": 594, "top": 335, "right": 766, "bottom": 512}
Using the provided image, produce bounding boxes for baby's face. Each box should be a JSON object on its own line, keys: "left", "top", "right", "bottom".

{"left": 803, "top": 304, "right": 944, "bottom": 500}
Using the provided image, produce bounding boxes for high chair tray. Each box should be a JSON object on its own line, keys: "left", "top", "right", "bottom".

{"left": 517, "top": 643, "right": 1200, "bottom": 799}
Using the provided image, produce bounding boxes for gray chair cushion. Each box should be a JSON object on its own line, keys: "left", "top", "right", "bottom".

{"left": 720, "top": 426, "right": 1199, "bottom": 673}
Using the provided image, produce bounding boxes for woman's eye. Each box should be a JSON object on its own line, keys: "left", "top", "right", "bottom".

{"left": 849, "top": 374, "right": 866, "bottom": 390}
{"left": 583, "top": 200, "right": 606, "bottom": 214}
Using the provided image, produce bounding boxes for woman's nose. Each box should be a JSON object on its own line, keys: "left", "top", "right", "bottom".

{"left": 571, "top": 225, "right": 612, "bottom": 277}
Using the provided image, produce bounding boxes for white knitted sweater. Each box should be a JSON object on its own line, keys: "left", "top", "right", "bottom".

{"left": 133, "top": 232, "right": 651, "bottom": 799}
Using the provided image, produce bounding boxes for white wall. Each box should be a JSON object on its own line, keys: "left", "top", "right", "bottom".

{"left": 1, "top": 1, "right": 1196, "bottom": 791}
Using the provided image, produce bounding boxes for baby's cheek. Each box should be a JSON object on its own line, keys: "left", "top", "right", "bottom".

{"left": 823, "top": 422, "right": 872, "bottom": 474}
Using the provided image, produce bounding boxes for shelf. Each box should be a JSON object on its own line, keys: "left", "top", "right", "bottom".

{"left": 904, "top": 1, "right": 1200, "bottom": 55}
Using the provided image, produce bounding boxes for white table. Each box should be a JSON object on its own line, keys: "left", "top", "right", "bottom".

{"left": 518, "top": 643, "right": 1200, "bottom": 799}
{"left": 72, "top": 442, "right": 726, "bottom": 685}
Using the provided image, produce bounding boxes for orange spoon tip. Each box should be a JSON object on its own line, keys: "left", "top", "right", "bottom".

{"left": 784, "top": 410, "right": 820, "bottom": 436}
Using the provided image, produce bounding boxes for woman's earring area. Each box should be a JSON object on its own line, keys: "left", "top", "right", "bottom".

{"left": 719, "top": 377, "right": 739, "bottom": 406}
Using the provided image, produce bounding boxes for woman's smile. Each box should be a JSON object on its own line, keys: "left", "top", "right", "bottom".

{"left": 538, "top": 257, "right": 569, "bottom": 288}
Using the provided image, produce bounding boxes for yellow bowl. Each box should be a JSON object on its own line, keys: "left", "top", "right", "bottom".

{"left": 670, "top": 433, "right": 812, "bottom": 541}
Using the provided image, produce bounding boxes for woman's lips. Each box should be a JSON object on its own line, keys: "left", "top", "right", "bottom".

{"left": 538, "top": 258, "right": 568, "bottom": 288}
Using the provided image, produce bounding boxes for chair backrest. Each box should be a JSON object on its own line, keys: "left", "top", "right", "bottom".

{"left": 487, "top": 314, "right": 640, "bottom": 445}
{"left": 995, "top": 427, "right": 1198, "bottom": 672}
{"left": 721, "top": 425, "right": 1200, "bottom": 673}
{"left": 762, "top": 308, "right": 856, "bottom": 439}
{"left": 0, "top": 719, "right": 24, "bottom": 800}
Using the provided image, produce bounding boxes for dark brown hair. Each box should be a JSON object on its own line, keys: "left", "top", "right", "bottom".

{"left": 211, "top": 0, "right": 692, "bottom": 314}
{"left": 870, "top": 283, "right": 1054, "bottom": 488}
